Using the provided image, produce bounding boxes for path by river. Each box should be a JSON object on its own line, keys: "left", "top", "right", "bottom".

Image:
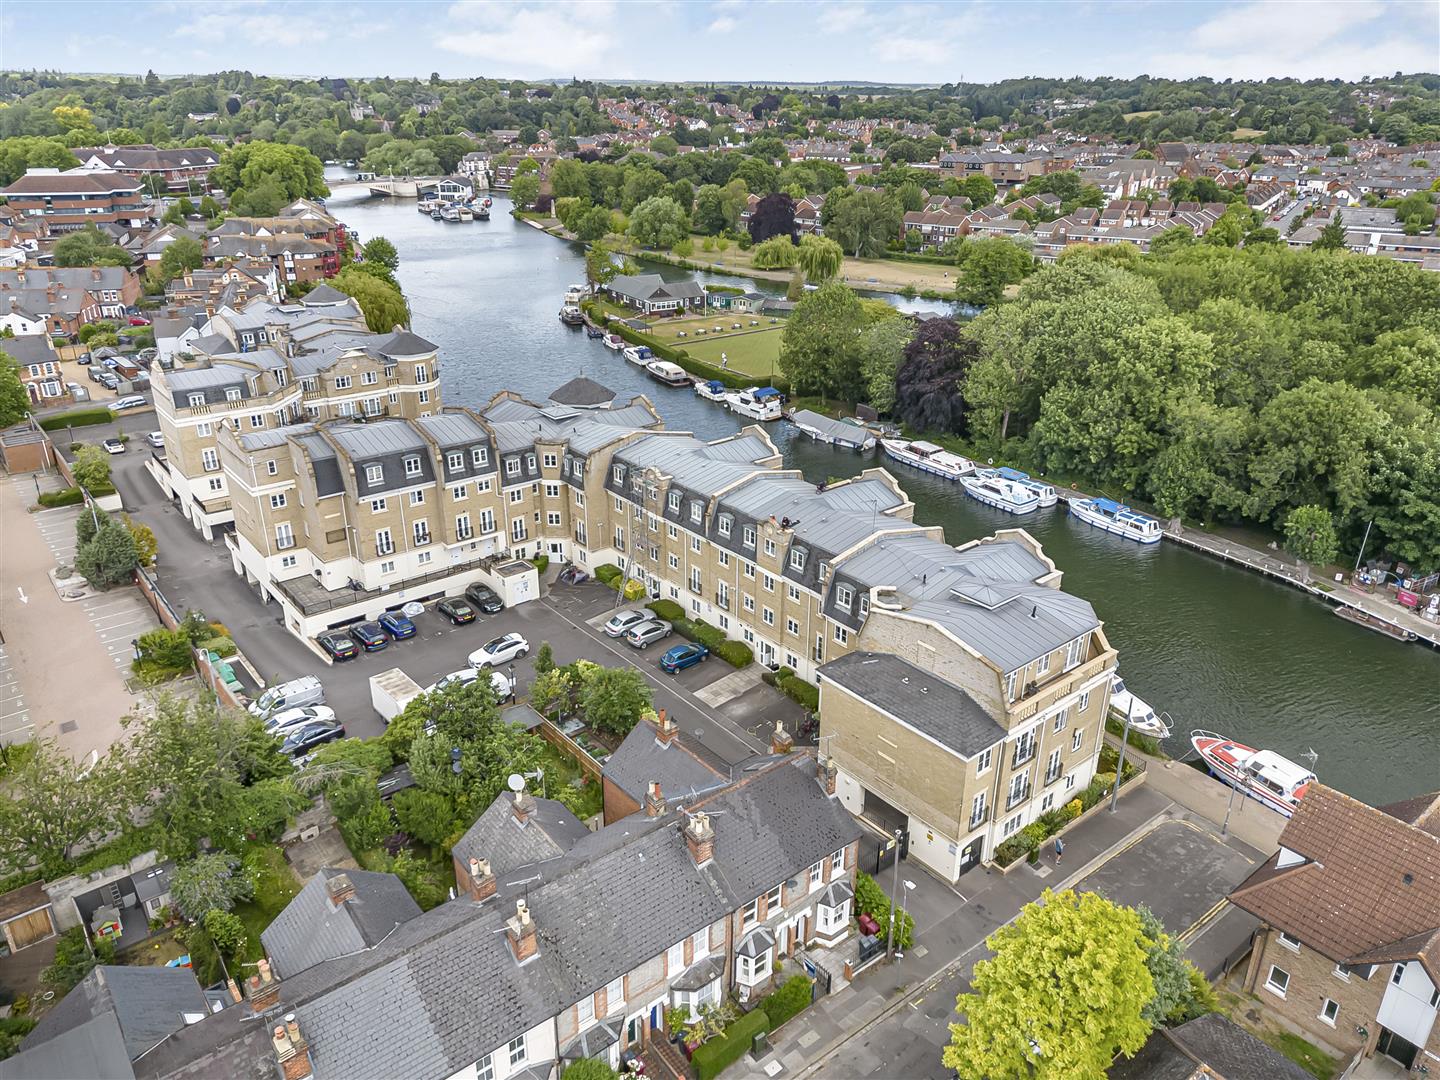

{"left": 326, "top": 179, "right": 1439, "bottom": 804}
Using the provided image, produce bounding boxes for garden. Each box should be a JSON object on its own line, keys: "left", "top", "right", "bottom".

{"left": 991, "top": 743, "right": 1143, "bottom": 868}
{"left": 671, "top": 972, "right": 818, "bottom": 1080}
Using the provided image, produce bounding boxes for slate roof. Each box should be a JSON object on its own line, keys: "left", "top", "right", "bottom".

{"left": 261, "top": 867, "right": 422, "bottom": 979}
{"left": 22, "top": 966, "right": 206, "bottom": 1063}
{"left": 602, "top": 716, "right": 727, "bottom": 806}
{"left": 820, "top": 652, "right": 1006, "bottom": 759}
{"left": 1109, "top": 1013, "right": 1314, "bottom": 1080}
{"left": 549, "top": 376, "right": 616, "bottom": 407}
{"left": 300, "top": 283, "right": 349, "bottom": 305}
{"left": 450, "top": 791, "right": 591, "bottom": 882}
{"left": 0, "top": 1012, "right": 133, "bottom": 1080}
{"left": 366, "top": 328, "right": 438, "bottom": 357}
{"left": 1229, "top": 784, "right": 1440, "bottom": 981}
{"left": 480, "top": 393, "right": 661, "bottom": 456}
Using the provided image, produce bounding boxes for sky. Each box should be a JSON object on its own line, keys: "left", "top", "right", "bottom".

{"left": 4, "top": 0, "right": 1438, "bottom": 85}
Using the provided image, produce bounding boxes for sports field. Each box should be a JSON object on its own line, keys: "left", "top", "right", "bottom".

{"left": 643, "top": 316, "right": 784, "bottom": 380}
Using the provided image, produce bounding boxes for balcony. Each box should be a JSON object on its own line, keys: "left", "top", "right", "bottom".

{"left": 1044, "top": 764, "right": 1064, "bottom": 787}
{"left": 1006, "top": 782, "right": 1032, "bottom": 810}
{"left": 1011, "top": 745, "right": 1036, "bottom": 770}
{"left": 968, "top": 806, "right": 990, "bottom": 831}
{"left": 714, "top": 592, "right": 730, "bottom": 611}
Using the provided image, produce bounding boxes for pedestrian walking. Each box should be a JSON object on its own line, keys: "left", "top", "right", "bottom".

{"left": 720, "top": 352, "right": 729, "bottom": 370}
{"left": 1054, "top": 837, "right": 1064, "bottom": 864}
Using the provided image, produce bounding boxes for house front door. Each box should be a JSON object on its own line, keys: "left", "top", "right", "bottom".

{"left": 959, "top": 838, "right": 983, "bottom": 875}
{"left": 1377, "top": 1028, "right": 1419, "bottom": 1070}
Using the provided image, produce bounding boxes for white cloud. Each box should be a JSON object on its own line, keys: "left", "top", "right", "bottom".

{"left": 822, "top": 2, "right": 870, "bottom": 34}
{"left": 437, "top": 1, "right": 623, "bottom": 76}
{"left": 707, "top": 15, "right": 737, "bottom": 32}
{"left": 173, "top": 1, "right": 312, "bottom": 48}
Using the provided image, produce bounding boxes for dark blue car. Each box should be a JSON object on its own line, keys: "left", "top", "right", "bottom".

{"left": 660, "top": 642, "right": 708, "bottom": 673}
{"left": 379, "top": 610, "right": 417, "bottom": 640}
{"left": 348, "top": 621, "right": 389, "bottom": 652}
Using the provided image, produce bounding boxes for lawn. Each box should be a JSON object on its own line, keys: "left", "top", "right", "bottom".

{"left": 1217, "top": 989, "right": 1340, "bottom": 1080}
{"left": 536, "top": 742, "right": 604, "bottom": 821}
{"left": 670, "top": 328, "right": 783, "bottom": 381}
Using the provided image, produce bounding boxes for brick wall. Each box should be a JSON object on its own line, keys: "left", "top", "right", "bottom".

{"left": 602, "top": 776, "right": 641, "bottom": 825}
{"left": 1245, "top": 926, "right": 1378, "bottom": 1057}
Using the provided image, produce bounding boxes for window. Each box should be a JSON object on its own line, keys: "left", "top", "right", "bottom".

{"left": 452, "top": 484, "right": 468, "bottom": 501}
{"left": 976, "top": 748, "right": 992, "bottom": 775}
{"left": 274, "top": 523, "right": 294, "bottom": 550}
{"left": 718, "top": 516, "right": 731, "bottom": 538}
{"left": 742, "top": 525, "right": 756, "bottom": 548}
{"left": 510, "top": 489, "right": 524, "bottom": 504}
{"left": 475, "top": 1052, "right": 494, "bottom": 1080}
{"left": 859, "top": 595, "right": 869, "bottom": 618}
{"left": 280, "top": 554, "right": 297, "bottom": 569}
{"left": 506, "top": 458, "right": 520, "bottom": 477}
{"left": 547, "top": 512, "right": 561, "bottom": 526}
{"left": 1393, "top": 963, "right": 1407, "bottom": 985}
{"left": 830, "top": 848, "right": 845, "bottom": 876}
{"left": 371, "top": 498, "right": 387, "bottom": 512}
{"left": 764, "top": 538, "right": 776, "bottom": 557}
{"left": 196, "top": 421, "right": 212, "bottom": 437}
{"left": 736, "top": 948, "right": 772, "bottom": 986}
{"left": 833, "top": 624, "right": 848, "bottom": 645}
{"left": 249, "top": 413, "right": 264, "bottom": 429}
{"left": 763, "top": 607, "right": 775, "bottom": 627}
{"left": 477, "top": 478, "right": 491, "bottom": 494}
{"left": 269, "top": 493, "right": 286, "bottom": 509}
{"left": 689, "top": 501, "right": 702, "bottom": 523}
{"left": 1012, "top": 729, "right": 1037, "bottom": 768}
{"left": 788, "top": 584, "right": 800, "bottom": 602}
{"left": 667, "top": 941, "right": 685, "bottom": 974}
{"left": 187, "top": 392, "right": 206, "bottom": 408}
{"left": 1071, "top": 729, "right": 1084, "bottom": 753}
{"left": 1053, "top": 708, "right": 1068, "bottom": 733}
{"left": 1318, "top": 999, "right": 1339, "bottom": 1026}
{"left": 790, "top": 548, "right": 807, "bottom": 571}
{"left": 741, "top": 898, "right": 759, "bottom": 929}
{"left": 409, "top": 489, "right": 425, "bottom": 506}
{"left": 362, "top": 370, "right": 378, "bottom": 385}
{"left": 817, "top": 898, "right": 850, "bottom": 935}
{"left": 456, "top": 513, "right": 473, "bottom": 540}
{"left": 472, "top": 446, "right": 488, "bottom": 467}
{"left": 508, "top": 1034, "right": 527, "bottom": 1066}
{"left": 1036, "top": 651, "right": 1050, "bottom": 676}
{"left": 668, "top": 491, "right": 681, "bottom": 512}
{"left": 1064, "top": 634, "right": 1087, "bottom": 670}
{"left": 667, "top": 523, "right": 678, "bottom": 540}
{"left": 543, "top": 453, "right": 558, "bottom": 469}
{"left": 376, "top": 529, "right": 394, "bottom": 556}
{"left": 689, "top": 568, "right": 702, "bottom": 594}
{"left": 447, "top": 451, "right": 463, "bottom": 471}
{"left": 266, "top": 459, "right": 279, "bottom": 476}
{"left": 545, "top": 482, "right": 560, "bottom": 498}
{"left": 764, "top": 884, "right": 782, "bottom": 913}
{"left": 1333, "top": 963, "right": 1351, "bottom": 982}
{"left": 743, "top": 561, "right": 755, "bottom": 579}
{"left": 333, "top": 376, "right": 351, "bottom": 390}
{"left": 718, "top": 550, "right": 730, "bottom": 567}
{"left": 1265, "top": 965, "right": 1290, "bottom": 998}
{"left": 691, "top": 536, "right": 702, "bottom": 554}
{"left": 1002, "top": 813, "right": 1023, "bottom": 837}
{"left": 412, "top": 520, "right": 430, "bottom": 546}
{"left": 692, "top": 927, "right": 710, "bottom": 961}
{"left": 208, "top": 478, "right": 223, "bottom": 492}
{"left": 743, "top": 594, "right": 755, "bottom": 613}
{"left": 1007, "top": 771, "right": 1030, "bottom": 808}
{"left": 970, "top": 791, "right": 988, "bottom": 829}
{"left": 835, "top": 584, "right": 853, "bottom": 611}
{"left": 1045, "top": 748, "right": 1062, "bottom": 785}
{"left": 612, "top": 465, "right": 624, "bottom": 483}
{"left": 1279, "top": 931, "right": 1301, "bottom": 952}
{"left": 1005, "top": 671, "right": 1018, "bottom": 702}
{"left": 404, "top": 456, "right": 421, "bottom": 478}
{"left": 526, "top": 454, "right": 536, "bottom": 472}
{"left": 479, "top": 509, "right": 495, "bottom": 534}
{"left": 414, "top": 364, "right": 429, "bottom": 383}
{"left": 668, "top": 554, "right": 679, "bottom": 570}
{"left": 225, "top": 386, "right": 243, "bottom": 401}
{"left": 201, "top": 448, "right": 219, "bottom": 472}
{"left": 366, "top": 464, "right": 384, "bottom": 485}
{"left": 511, "top": 518, "right": 527, "bottom": 541}
{"left": 576, "top": 994, "right": 595, "bottom": 1030}
{"left": 1078, "top": 690, "right": 1090, "bottom": 713}
{"left": 786, "top": 617, "right": 799, "bottom": 636}
{"left": 808, "top": 861, "right": 823, "bottom": 891}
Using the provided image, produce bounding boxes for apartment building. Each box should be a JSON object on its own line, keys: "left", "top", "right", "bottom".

{"left": 71, "top": 144, "right": 220, "bottom": 192}
{"left": 0, "top": 168, "right": 148, "bottom": 231}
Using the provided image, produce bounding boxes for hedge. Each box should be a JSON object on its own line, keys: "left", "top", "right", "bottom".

{"left": 38, "top": 487, "right": 85, "bottom": 508}
{"left": 646, "top": 601, "right": 754, "bottom": 668}
{"left": 776, "top": 673, "right": 819, "bottom": 711}
{"left": 38, "top": 409, "right": 114, "bottom": 431}
{"left": 763, "top": 975, "right": 813, "bottom": 1030}
{"left": 532, "top": 555, "right": 550, "bottom": 574}
{"left": 855, "top": 870, "right": 914, "bottom": 950}
{"left": 593, "top": 563, "right": 623, "bottom": 586}
{"left": 691, "top": 1007, "right": 771, "bottom": 1080}
{"left": 647, "top": 598, "right": 684, "bottom": 621}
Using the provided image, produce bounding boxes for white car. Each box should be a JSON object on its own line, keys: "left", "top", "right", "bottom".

{"left": 603, "top": 609, "right": 650, "bottom": 638}
{"left": 425, "top": 668, "right": 514, "bottom": 699}
{"left": 146, "top": 431, "right": 164, "bottom": 449}
{"left": 467, "top": 633, "right": 529, "bottom": 669}
{"left": 263, "top": 705, "right": 337, "bottom": 736}
{"left": 101, "top": 437, "right": 126, "bottom": 454}
{"left": 112, "top": 395, "right": 147, "bottom": 411}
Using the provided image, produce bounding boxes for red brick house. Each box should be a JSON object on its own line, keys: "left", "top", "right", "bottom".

{"left": 0, "top": 168, "right": 148, "bottom": 232}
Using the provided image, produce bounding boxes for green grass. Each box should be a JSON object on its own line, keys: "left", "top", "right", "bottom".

{"left": 231, "top": 844, "right": 301, "bottom": 964}
{"left": 1258, "top": 1029, "right": 1338, "bottom": 1080}
{"left": 679, "top": 329, "right": 783, "bottom": 380}
{"left": 537, "top": 742, "right": 604, "bottom": 820}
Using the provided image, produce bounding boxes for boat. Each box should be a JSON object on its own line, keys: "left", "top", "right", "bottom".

{"left": 563, "top": 284, "right": 587, "bottom": 305}
{"left": 1191, "top": 730, "right": 1315, "bottom": 818}
{"left": 457, "top": 206, "right": 473, "bottom": 222}
{"left": 473, "top": 203, "right": 490, "bottom": 220}
{"left": 1333, "top": 605, "right": 1418, "bottom": 642}
{"left": 695, "top": 379, "right": 729, "bottom": 402}
{"left": 430, "top": 208, "right": 443, "bottom": 221}
{"left": 559, "top": 304, "right": 584, "bottom": 326}
{"left": 725, "top": 386, "right": 784, "bottom": 421}
{"left": 441, "top": 205, "right": 461, "bottom": 223}
{"left": 960, "top": 472, "right": 1041, "bottom": 514}
{"left": 622, "top": 345, "right": 653, "bottom": 366}
{"left": 788, "top": 409, "right": 876, "bottom": 451}
{"left": 585, "top": 325, "right": 604, "bottom": 339}
{"left": 1068, "top": 497, "right": 1162, "bottom": 544}
{"left": 603, "top": 334, "right": 625, "bottom": 351}
{"left": 646, "top": 360, "right": 690, "bottom": 387}
{"left": 880, "top": 439, "right": 976, "bottom": 481}
{"left": 1107, "top": 676, "right": 1171, "bottom": 738}
{"left": 996, "top": 466, "right": 1057, "bottom": 507}
{"left": 417, "top": 198, "right": 440, "bottom": 215}
{"left": 482, "top": 196, "right": 493, "bottom": 208}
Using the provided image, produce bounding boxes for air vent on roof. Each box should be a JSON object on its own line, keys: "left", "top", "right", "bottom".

{"left": 901, "top": 676, "right": 909, "bottom": 684}
{"left": 919, "top": 687, "right": 928, "bottom": 694}
{"left": 1403, "top": 873, "right": 1414, "bottom": 885}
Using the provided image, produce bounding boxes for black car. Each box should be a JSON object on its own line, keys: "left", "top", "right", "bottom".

{"left": 316, "top": 631, "right": 359, "bottom": 661}
{"left": 279, "top": 719, "right": 345, "bottom": 757}
{"left": 348, "top": 621, "right": 389, "bottom": 651}
{"left": 464, "top": 582, "right": 504, "bottom": 613}
{"left": 436, "top": 597, "right": 477, "bottom": 625}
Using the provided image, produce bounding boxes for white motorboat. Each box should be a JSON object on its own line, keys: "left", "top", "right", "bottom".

{"left": 996, "top": 467, "right": 1057, "bottom": 507}
{"left": 695, "top": 379, "right": 728, "bottom": 402}
{"left": 960, "top": 472, "right": 1041, "bottom": 514}
{"left": 725, "top": 386, "right": 783, "bottom": 421}
{"left": 1191, "top": 730, "right": 1315, "bottom": 818}
{"left": 603, "top": 334, "right": 625, "bottom": 351}
{"left": 1107, "top": 676, "right": 1171, "bottom": 738}
{"left": 880, "top": 439, "right": 976, "bottom": 481}
{"left": 622, "top": 345, "right": 653, "bottom": 366}
{"left": 563, "top": 284, "right": 587, "bottom": 304}
{"left": 559, "top": 304, "right": 583, "bottom": 326}
{"left": 1068, "top": 497, "right": 1162, "bottom": 544}
{"left": 646, "top": 360, "right": 690, "bottom": 387}
{"left": 457, "top": 206, "right": 473, "bottom": 222}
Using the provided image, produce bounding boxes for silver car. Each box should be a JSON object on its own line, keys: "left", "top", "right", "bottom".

{"left": 603, "top": 609, "right": 650, "bottom": 638}
{"left": 624, "top": 619, "right": 672, "bottom": 649}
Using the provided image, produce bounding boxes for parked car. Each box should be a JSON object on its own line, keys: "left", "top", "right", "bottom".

{"left": 86, "top": 366, "right": 106, "bottom": 384}
{"left": 625, "top": 619, "right": 672, "bottom": 650}
{"left": 378, "top": 610, "right": 417, "bottom": 640}
{"left": 660, "top": 642, "right": 709, "bottom": 673}
{"left": 128, "top": 316, "right": 151, "bottom": 326}
{"left": 436, "top": 597, "right": 476, "bottom": 625}
{"left": 146, "top": 431, "right": 164, "bottom": 449}
{"left": 464, "top": 582, "right": 504, "bottom": 613}
{"left": 112, "top": 395, "right": 147, "bottom": 411}
{"left": 249, "top": 675, "right": 327, "bottom": 719}
{"left": 315, "top": 631, "right": 359, "bottom": 662}
{"left": 278, "top": 719, "right": 345, "bottom": 757}
{"left": 603, "top": 609, "right": 650, "bottom": 638}
{"left": 425, "top": 668, "right": 513, "bottom": 699}
{"left": 348, "top": 621, "right": 389, "bottom": 652}
{"left": 558, "top": 563, "right": 590, "bottom": 585}
{"left": 75, "top": 352, "right": 92, "bottom": 366}
{"left": 263, "top": 705, "right": 337, "bottom": 736}
{"left": 101, "top": 438, "right": 125, "bottom": 454}
{"left": 97, "top": 373, "right": 119, "bottom": 391}
{"left": 468, "top": 633, "right": 529, "bottom": 669}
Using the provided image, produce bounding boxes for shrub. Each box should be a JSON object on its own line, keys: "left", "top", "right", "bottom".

{"left": 763, "top": 974, "right": 814, "bottom": 1029}
{"left": 1063, "top": 798, "right": 1083, "bottom": 821}
{"left": 136, "top": 627, "right": 193, "bottom": 671}
{"left": 38, "top": 487, "right": 85, "bottom": 508}
{"left": 532, "top": 554, "right": 550, "bottom": 574}
{"left": 38, "top": 408, "right": 114, "bottom": 431}
{"left": 593, "top": 563, "right": 622, "bottom": 585}
{"left": 646, "top": 598, "right": 685, "bottom": 622}
{"left": 854, "top": 870, "right": 913, "bottom": 949}
{"left": 1080, "top": 772, "right": 1116, "bottom": 811}
{"left": 43, "top": 928, "right": 113, "bottom": 993}
{"left": 199, "top": 636, "right": 237, "bottom": 659}
{"left": 690, "top": 1008, "right": 771, "bottom": 1080}
{"left": 776, "top": 673, "right": 818, "bottom": 710}
{"left": 392, "top": 789, "right": 460, "bottom": 847}
{"left": 714, "top": 640, "right": 754, "bottom": 668}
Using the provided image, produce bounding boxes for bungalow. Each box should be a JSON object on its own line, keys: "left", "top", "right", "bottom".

{"left": 604, "top": 273, "right": 706, "bottom": 315}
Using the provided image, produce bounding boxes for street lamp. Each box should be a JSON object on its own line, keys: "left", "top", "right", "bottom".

{"left": 895, "top": 880, "right": 915, "bottom": 960}
{"left": 885, "top": 827, "right": 903, "bottom": 960}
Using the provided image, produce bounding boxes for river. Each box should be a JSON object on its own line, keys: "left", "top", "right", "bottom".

{"left": 324, "top": 179, "right": 1440, "bottom": 804}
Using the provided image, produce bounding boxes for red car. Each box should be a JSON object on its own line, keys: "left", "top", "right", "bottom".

{"left": 128, "top": 316, "right": 151, "bottom": 326}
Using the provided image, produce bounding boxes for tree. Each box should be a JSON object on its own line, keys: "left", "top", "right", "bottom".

{"left": 0, "top": 136, "right": 82, "bottom": 186}
{"left": 581, "top": 668, "right": 653, "bottom": 737}
{"left": 153, "top": 236, "right": 203, "bottom": 284}
{"left": 75, "top": 516, "right": 138, "bottom": 588}
{"left": 549, "top": 158, "right": 590, "bottom": 200}
{"left": 211, "top": 140, "right": 327, "bottom": 205}
{"left": 1312, "top": 212, "right": 1346, "bottom": 251}
{"left": 895, "top": 317, "right": 977, "bottom": 435}
{"left": 0, "top": 358, "right": 30, "bottom": 429}
{"left": 534, "top": 641, "right": 556, "bottom": 675}
{"left": 0, "top": 740, "right": 121, "bottom": 875}
{"left": 123, "top": 514, "right": 158, "bottom": 566}
{"left": 750, "top": 234, "right": 798, "bottom": 269}
{"left": 584, "top": 242, "right": 623, "bottom": 289}
{"left": 1283, "top": 504, "right": 1340, "bottom": 567}
{"left": 747, "top": 192, "right": 796, "bottom": 243}
{"left": 573, "top": 205, "right": 613, "bottom": 242}
{"left": 857, "top": 316, "right": 913, "bottom": 413}
{"left": 779, "top": 282, "right": 867, "bottom": 399}
{"left": 943, "top": 889, "right": 1155, "bottom": 1080}
{"left": 825, "top": 191, "right": 901, "bottom": 258}
{"left": 796, "top": 235, "right": 843, "bottom": 283}
{"left": 331, "top": 266, "right": 408, "bottom": 332}
{"left": 392, "top": 788, "right": 459, "bottom": 847}
{"left": 1135, "top": 906, "right": 1214, "bottom": 1026}
{"left": 1149, "top": 226, "right": 1195, "bottom": 256}
{"left": 626, "top": 195, "right": 689, "bottom": 249}
{"left": 955, "top": 238, "right": 1033, "bottom": 306}
{"left": 361, "top": 236, "right": 400, "bottom": 273}
{"left": 510, "top": 172, "right": 541, "bottom": 210}
{"left": 52, "top": 225, "right": 132, "bottom": 268}
{"left": 170, "top": 853, "right": 254, "bottom": 921}
{"left": 202, "top": 908, "right": 248, "bottom": 960}
{"left": 957, "top": 174, "right": 998, "bottom": 207}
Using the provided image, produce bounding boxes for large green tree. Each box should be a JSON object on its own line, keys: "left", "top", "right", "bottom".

{"left": 580, "top": 668, "right": 653, "bottom": 737}
{"left": 360, "top": 236, "right": 400, "bottom": 273}
{"left": 331, "top": 266, "right": 409, "bottom": 332}
{"left": 170, "top": 853, "right": 253, "bottom": 921}
{"left": 955, "top": 238, "right": 1034, "bottom": 306}
{"left": 0, "top": 355, "right": 31, "bottom": 428}
{"left": 52, "top": 225, "right": 132, "bottom": 268}
{"left": 796, "top": 234, "right": 844, "bottom": 283}
{"left": 824, "top": 190, "right": 902, "bottom": 258}
{"left": 778, "top": 282, "right": 868, "bottom": 399}
{"left": 211, "top": 140, "right": 327, "bottom": 207}
{"left": 857, "top": 316, "right": 913, "bottom": 413}
{"left": 626, "top": 195, "right": 689, "bottom": 249}
{"left": 0, "top": 740, "right": 124, "bottom": 875}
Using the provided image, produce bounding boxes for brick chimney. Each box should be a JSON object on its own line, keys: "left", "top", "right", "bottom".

{"left": 817, "top": 755, "right": 838, "bottom": 797}
{"left": 770, "top": 720, "right": 793, "bottom": 756}
{"left": 464, "top": 857, "right": 497, "bottom": 903}
{"left": 655, "top": 710, "right": 677, "bottom": 748}
{"left": 325, "top": 872, "right": 355, "bottom": 908}
{"left": 247, "top": 957, "right": 280, "bottom": 1011}
{"left": 506, "top": 898, "right": 539, "bottom": 965}
{"left": 512, "top": 786, "right": 534, "bottom": 827}
{"left": 685, "top": 811, "right": 715, "bottom": 867}
{"left": 271, "top": 1014, "right": 314, "bottom": 1080}
{"left": 645, "top": 781, "right": 666, "bottom": 818}
{"left": 225, "top": 978, "right": 242, "bottom": 1005}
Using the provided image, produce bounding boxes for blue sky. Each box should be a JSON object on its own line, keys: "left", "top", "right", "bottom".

{"left": 5, "top": 1, "right": 1437, "bottom": 84}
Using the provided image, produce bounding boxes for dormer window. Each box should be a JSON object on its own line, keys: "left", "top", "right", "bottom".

{"left": 835, "top": 584, "right": 853, "bottom": 612}
{"left": 690, "top": 501, "right": 702, "bottom": 523}
{"left": 447, "top": 451, "right": 463, "bottom": 472}
{"left": 612, "top": 465, "right": 623, "bottom": 483}
{"left": 506, "top": 458, "right": 520, "bottom": 477}
{"left": 187, "top": 393, "right": 205, "bottom": 408}
{"left": 366, "top": 463, "right": 383, "bottom": 484}
{"left": 525, "top": 453, "right": 536, "bottom": 471}
{"left": 225, "top": 387, "right": 242, "bottom": 402}
{"left": 404, "top": 456, "right": 422, "bottom": 477}
{"left": 717, "top": 515, "right": 732, "bottom": 538}
{"left": 472, "top": 446, "right": 488, "bottom": 467}
{"left": 790, "top": 548, "right": 807, "bottom": 572}
{"left": 668, "top": 491, "right": 681, "bottom": 512}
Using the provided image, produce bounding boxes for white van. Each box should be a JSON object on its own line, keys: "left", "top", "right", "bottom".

{"left": 248, "top": 676, "right": 325, "bottom": 721}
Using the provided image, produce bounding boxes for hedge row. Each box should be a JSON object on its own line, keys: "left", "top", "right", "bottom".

{"left": 855, "top": 870, "right": 914, "bottom": 950}
{"left": 645, "top": 599, "right": 753, "bottom": 668}
{"left": 691, "top": 1007, "right": 771, "bottom": 1080}
{"left": 38, "top": 487, "right": 85, "bottom": 508}
{"left": 38, "top": 409, "right": 115, "bottom": 431}
{"left": 761, "top": 665, "right": 821, "bottom": 711}
{"left": 763, "top": 975, "right": 814, "bottom": 1030}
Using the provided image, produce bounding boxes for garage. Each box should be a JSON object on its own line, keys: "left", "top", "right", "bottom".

{"left": 0, "top": 882, "right": 56, "bottom": 954}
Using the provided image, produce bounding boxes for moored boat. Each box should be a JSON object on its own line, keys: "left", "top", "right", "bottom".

{"left": 585, "top": 325, "right": 604, "bottom": 339}
{"left": 1191, "top": 730, "right": 1315, "bottom": 817}
{"left": 996, "top": 466, "right": 1057, "bottom": 507}
{"left": 880, "top": 439, "right": 975, "bottom": 481}
{"left": 417, "top": 198, "right": 440, "bottom": 214}
{"left": 1068, "top": 497, "right": 1162, "bottom": 544}
{"left": 603, "top": 334, "right": 625, "bottom": 351}
{"left": 1107, "top": 675, "right": 1171, "bottom": 738}
{"left": 563, "top": 284, "right": 586, "bottom": 305}
{"left": 646, "top": 360, "right": 690, "bottom": 387}
{"left": 441, "top": 205, "right": 461, "bottom": 223}
{"left": 473, "top": 204, "right": 490, "bottom": 220}
{"left": 726, "top": 386, "right": 784, "bottom": 421}
{"left": 622, "top": 345, "right": 653, "bottom": 366}
{"left": 559, "top": 304, "right": 584, "bottom": 326}
{"left": 960, "top": 472, "right": 1041, "bottom": 515}
{"left": 1333, "top": 605, "right": 1418, "bottom": 642}
{"left": 789, "top": 409, "right": 876, "bottom": 451}
{"left": 695, "top": 379, "right": 728, "bottom": 402}
{"left": 457, "top": 206, "right": 473, "bottom": 221}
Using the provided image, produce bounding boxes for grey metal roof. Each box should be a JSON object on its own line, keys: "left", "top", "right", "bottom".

{"left": 602, "top": 718, "right": 728, "bottom": 806}
{"left": 613, "top": 432, "right": 772, "bottom": 497}
{"left": 237, "top": 424, "right": 311, "bottom": 451}
{"left": 164, "top": 364, "right": 251, "bottom": 392}
{"left": 302, "top": 283, "right": 350, "bottom": 305}
{"left": 413, "top": 411, "right": 488, "bottom": 449}
{"left": 261, "top": 867, "right": 421, "bottom": 979}
{"left": 450, "top": 791, "right": 590, "bottom": 881}
{"left": 328, "top": 419, "right": 428, "bottom": 458}
{"left": 481, "top": 395, "right": 660, "bottom": 457}
{"left": 820, "top": 652, "right": 1007, "bottom": 759}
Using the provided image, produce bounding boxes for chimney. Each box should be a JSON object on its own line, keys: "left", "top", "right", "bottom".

{"left": 655, "top": 709, "right": 677, "bottom": 748}
{"left": 685, "top": 811, "right": 715, "bottom": 867}
{"left": 325, "top": 872, "right": 355, "bottom": 908}
{"left": 464, "top": 857, "right": 497, "bottom": 903}
{"left": 271, "top": 1014, "right": 313, "bottom": 1080}
{"left": 506, "top": 898, "right": 539, "bottom": 964}
{"left": 645, "top": 781, "right": 666, "bottom": 818}
{"left": 247, "top": 957, "right": 280, "bottom": 1012}
{"left": 225, "top": 978, "right": 243, "bottom": 1005}
{"left": 512, "top": 786, "right": 534, "bottom": 827}
{"left": 817, "top": 755, "right": 838, "bottom": 797}
{"left": 770, "top": 720, "right": 793, "bottom": 756}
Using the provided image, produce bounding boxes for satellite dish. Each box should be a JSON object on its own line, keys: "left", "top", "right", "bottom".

{"left": 507, "top": 773, "right": 525, "bottom": 792}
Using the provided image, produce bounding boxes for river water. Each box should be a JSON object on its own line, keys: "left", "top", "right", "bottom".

{"left": 325, "top": 179, "right": 1439, "bottom": 804}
